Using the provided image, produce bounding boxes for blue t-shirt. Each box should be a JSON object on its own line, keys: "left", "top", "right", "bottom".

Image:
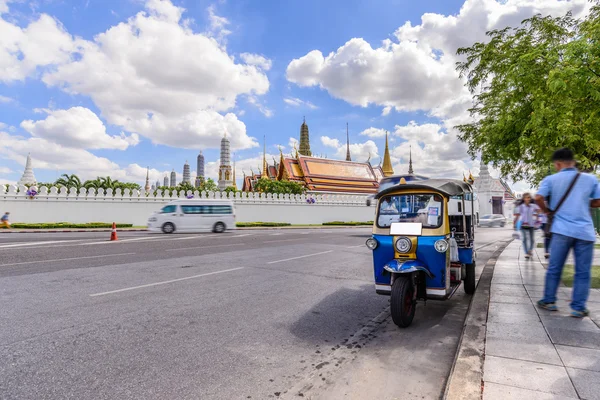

{"left": 537, "top": 168, "right": 600, "bottom": 242}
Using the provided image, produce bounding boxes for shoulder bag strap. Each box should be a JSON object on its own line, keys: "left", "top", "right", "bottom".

{"left": 549, "top": 173, "right": 581, "bottom": 214}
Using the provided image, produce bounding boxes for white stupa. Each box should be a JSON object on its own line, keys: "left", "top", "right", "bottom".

{"left": 18, "top": 153, "right": 37, "bottom": 185}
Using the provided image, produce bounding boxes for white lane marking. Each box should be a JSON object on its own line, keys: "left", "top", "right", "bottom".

{"left": 269, "top": 233, "right": 284, "bottom": 236}
{"left": 263, "top": 238, "right": 302, "bottom": 244}
{"left": 0, "top": 253, "right": 137, "bottom": 267}
{"left": 346, "top": 244, "right": 365, "bottom": 248}
{"left": 0, "top": 239, "right": 90, "bottom": 249}
{"left": 230, "top": 234, "right": 251, "bottom": 238}
{"left": 79, "top": 236, "right": 164, "bottom": 245}
{"left": 267, "top": 250, "right": 334, "bottom": 265}
{"left": 89, "top": 267, "right": 245, "bottom": 297}
{"left": 165, "top": 243, "right": 244, "bottom": 251}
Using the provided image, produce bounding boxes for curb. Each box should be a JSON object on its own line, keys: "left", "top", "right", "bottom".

{"left": 0, "top": 225, "right": 371, "bottom": 233}
{"left": 443, "top": 239, "right": 513, "bottom": 400}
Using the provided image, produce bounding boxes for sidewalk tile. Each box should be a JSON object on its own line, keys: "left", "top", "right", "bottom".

{"left": 493, "top": 277, "right": 524, "bottom": 285}
{"left": 526, "top": 289, "right": 571, "bottom": 301}
{"left": 485, "top": 336, "right": 562, "bottom": 365}
{"left": 489, "top": 303, "right": 538, "bottom": 316}
{"left": 493, "top": 284, "right": 528, "bottom": 296}
{"left": 484, "top": 382, "right": 577, "bottom": 400}
{"left": 556, "top": 345, "right": 600, "bottom": 372}
{"left": 546, "top": 327, "right": 600, "bottom": 350}
{"left": 487, "top": 322, "right": 547, "bottom": 338}
{"left": 490, "top": 293, "right": 531, "bottom": 304}
{"left": 566, "top": 368, "right": 600, "bottom": 400}
{"left": 488, "top": 311, "right": 541, "bottom": 325}
{"left": 540, "top": 314, "right": 600, "bottom": 332}
{"left": 484, "top": 356, "right": 577, "bottom": 397}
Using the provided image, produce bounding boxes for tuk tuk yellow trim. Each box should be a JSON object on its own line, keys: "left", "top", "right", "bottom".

{"left": 394, "top": 236, "right": 418, "bottom": 259}
{"left": 372, "top": 188, "right": 449, "bottom": 236}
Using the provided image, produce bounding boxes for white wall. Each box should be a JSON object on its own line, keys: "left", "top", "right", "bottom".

{"left": 0, "top": 185, "right": 375, "bottom": 225}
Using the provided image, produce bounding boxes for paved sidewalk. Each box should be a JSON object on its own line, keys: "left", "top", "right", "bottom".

{"left": 483, "top": 241, "right": 600, "bottom": 399}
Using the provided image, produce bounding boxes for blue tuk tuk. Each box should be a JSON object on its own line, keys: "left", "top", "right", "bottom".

{"left": 366, "top": 178, "right": 476, "bottom": 328}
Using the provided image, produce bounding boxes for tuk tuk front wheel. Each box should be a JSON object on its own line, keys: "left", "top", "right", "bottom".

{"left": 464, "top": 262, "right": 476, "bottom": 295}
{"left": 391, "top": 275, "right": 416, "bottom": 328}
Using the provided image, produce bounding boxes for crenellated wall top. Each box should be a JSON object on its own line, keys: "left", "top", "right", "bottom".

{"left": 0, "top": 185, "right": 369, "bottom": 205}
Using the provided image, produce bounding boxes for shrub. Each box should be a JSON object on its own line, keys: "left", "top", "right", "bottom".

{"left": 322, "top": 221, "right": 373, "bottom": 226}
{"left": 10, "top": 223, "right": 133, "bottom": 229}
{"left": 236, "top": 222, "right": 291, "bottom": 227}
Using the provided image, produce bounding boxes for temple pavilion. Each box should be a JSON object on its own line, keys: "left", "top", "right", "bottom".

{"left": 242, "top": 119, "right": 394, "bottom": 194}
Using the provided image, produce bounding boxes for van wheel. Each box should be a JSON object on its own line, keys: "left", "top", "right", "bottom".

{"left": 162, "top": 222, "right": 175, "bottom": 234}
{"left": 464, "top": 262, "right": 476, "bottom": 294}
{"left": 391, "top": 276, "right": 416, "bottom": 328}
{"left": 213, "top": 222, "right": 225, "bottom": 233}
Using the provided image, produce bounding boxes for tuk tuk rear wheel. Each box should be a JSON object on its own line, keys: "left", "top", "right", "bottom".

{"left": 391, "top": 276, "right": 416, "bottom": 328}
{"left": 464, "top": 262, "right": 476, "bottom": 295}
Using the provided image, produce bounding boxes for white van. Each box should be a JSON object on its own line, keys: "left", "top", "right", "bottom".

{"left": 147, "top": 199, "right": 236, "bottom": 234}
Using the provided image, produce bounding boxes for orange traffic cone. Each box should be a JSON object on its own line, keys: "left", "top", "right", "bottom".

{"left": 110, "top": 222, "right": 118, "bottom": 241}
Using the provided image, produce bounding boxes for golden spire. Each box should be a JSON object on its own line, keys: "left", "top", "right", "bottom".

{"left": 408, "top": 145, "right": 414, "bottom": 174}
{"left": 293, "top": 143, "right": 299, "bottom": 158}
{"left": 345, "top": 122, "right": 351, "bottom": 161}
{"left": 382, "top": 131, "right": 394, "bottom": 177}
{"left": 262, "top": 135, "right": 268, "bottom": 178}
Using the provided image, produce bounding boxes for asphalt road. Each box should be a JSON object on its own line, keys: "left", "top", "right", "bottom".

{"left": 0, "top": 227, "right": 512, "bottom": 399}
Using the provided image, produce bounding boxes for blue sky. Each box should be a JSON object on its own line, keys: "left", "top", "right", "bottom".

{"left": 0, "top": 0, "right": 590, "bottom": 189}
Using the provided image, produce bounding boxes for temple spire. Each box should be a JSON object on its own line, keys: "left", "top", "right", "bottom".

{"left": 382, "top": 132, "right": 394, "bottom": 177}
{"left": 262, "top": 135, "right": 268, "bottom": 178}
{"left": 345, "top": 122, "right": 351, "bottom": 161}
{"left": 18, "top": 153, "right": 37, "bottom": 185}
{"left": 299, "top": 118, "right": 311, "bottom": 156}
{"left": 144, "top": 167, "right": 150, "bottom": 191}
{"left": 408, "top": 145, "right": 414, "bottom": 174}
{"left": 232, "top": 161, "right": 237, "bottom": 190}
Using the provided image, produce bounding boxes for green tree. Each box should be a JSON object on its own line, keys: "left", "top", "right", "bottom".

{"left": 55, "top": 174, "right": 82, "bottom": 189}
{"left": 253, "top": 178, "right": 305, "bottom": 194}
{"left": 83, "top": 178, "right": 103, "bottom": 190}
{"left": 199, "top": 178, "right": 219, "bottom": 192}
{"left": 456, "top": 5, "right": 600, "bottom": 184}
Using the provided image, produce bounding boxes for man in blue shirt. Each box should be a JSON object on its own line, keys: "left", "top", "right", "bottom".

{"left": 535, "top": 148, "right": 600, "bottom": 318}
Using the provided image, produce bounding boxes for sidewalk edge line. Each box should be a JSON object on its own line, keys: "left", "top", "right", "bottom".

{"left": 443, "top": 239, "right": 513, "bottom": 400}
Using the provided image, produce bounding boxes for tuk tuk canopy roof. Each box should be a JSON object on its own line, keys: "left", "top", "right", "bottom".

{"left": 374, "top": 178, "right": 473, "bottom": 199}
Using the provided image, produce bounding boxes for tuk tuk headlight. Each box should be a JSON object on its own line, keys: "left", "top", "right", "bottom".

{"left": 366, "top": 238, "right": 378, "bottom": 250}
{"left": 435, "top": 239, "right": 449, "bottom": 253}
{"left": 395, "top": 237, "right": 412, "bottom": 253}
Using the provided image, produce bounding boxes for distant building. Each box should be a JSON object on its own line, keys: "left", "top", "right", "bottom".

{"left": 163, "top": 175, "right": 169, "bottom": 187}
{"left": 18, "top": 153, "right": 37, "bottom": 186}
{"left": 182, "top": 161, "right": 191, "bottom": 184}
{"left": 299, "top": 117, "right": 311, "bottom": 156}
{"left": 170, "top": 169, "right": 176, "bottom": 187}
{"left": 472, "top": 164, "right": 516, "bottom": 218}
{"left": 155, "top": 179, "right": 160, "bottom": 189}
{"left": 144, "top": 167, "right": 151, "bottom": 192}
{"left": 218, "top": 134, "right": 232, "bottom": 190}
{"left": 197, "top": 150, "right": 205, "bottom": 183}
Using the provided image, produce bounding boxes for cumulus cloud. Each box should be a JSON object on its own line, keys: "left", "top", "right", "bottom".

{"left": 6, "top": 0, "right": 268, "bottom": 150}
{"left": 320, "top": 136, "right": 379, "bottom": 162}
{"left": 21, "top": 107, "right": 139, "bottom": 150}
{"left": 286, "top": 0, "right": 589, "bottom": 119}
{"left": 360, "top": 127, "right": 387, "bottom": 138}
{"left": 320, "top": 136, "right": 340, "bottom": 148}
{"left": 240, "top": 53, "right": 272, "bottom": 71}
{"left": 0, "top": 94, "right": 13, "bottom": 103}
{"left": 283, "top": 97, "right": 318, "bottom": 109}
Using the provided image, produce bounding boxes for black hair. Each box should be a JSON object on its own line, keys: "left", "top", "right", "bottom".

{"left": 552, "top": 148, "right": 574, "bottom": 162}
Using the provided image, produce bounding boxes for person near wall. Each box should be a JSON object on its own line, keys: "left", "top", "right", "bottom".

{"left": 1, "top": 212, "right": 9, "bottom": 229}
{"left": 513, "top": 193, "right": 539, "bottom": 260}
{"left": 538, "top": 212, "right": 550, "bottom": 259}
{"left": 535, "top": 148, "right": 600, "bottom": 318}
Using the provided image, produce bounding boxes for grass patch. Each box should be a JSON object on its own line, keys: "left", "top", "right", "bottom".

{"left": 8, "top": 222, "right": 133, "bottom": 229}
{"left": 561, "top": 264, "right": 600, "bottom": 288}
{"left": 322, "top": 221, "right": 373, "bottom": 226}
{"left": 236, "top": 222, "right": 291, "bottom": 227}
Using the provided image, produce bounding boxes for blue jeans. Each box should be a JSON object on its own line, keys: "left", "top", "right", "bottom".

{"left": 540, "top": 224, "right": 551, "bottom": 253}
{"left": 542, "top": 233, "right": 594, "bottom": 311}
{"left": 521, "top": 227, "right": 534, "bottom": 254}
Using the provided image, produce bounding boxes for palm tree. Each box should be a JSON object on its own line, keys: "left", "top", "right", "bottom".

{"left": 99, "top": 176, "right": 121, "bottom": 190}
{"left": 54, "top": 174, "right": 82, "bottom": 189}
{"left": 83, "top": 178, "right": 103, "bottom": 190}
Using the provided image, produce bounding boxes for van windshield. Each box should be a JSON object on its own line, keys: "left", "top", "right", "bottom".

{"left": 161, "top": 205, "right": 177, "bottom": 213}
{"left": 377, "top": 193, "right": 443, "bottom": 228}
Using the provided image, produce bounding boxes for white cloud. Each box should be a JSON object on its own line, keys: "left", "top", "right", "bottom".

{"left": 240, "top": 53, "right": 272, "bottom": 71}
{"left": 360, "top": 127, "right": 387, "bottom": 138}
{"left": 0, "top": 13, "right": 77, "bottom": 83}
{"left": 320, "top": 136, "right": 340, "bottom": 148}
{"left": 283, "top": 97, "right": 318, "bottom": 109}
{"left": 0, "top": 166, "right": 12, "bottom": 174}
{"left": 21, "top": 107, "right": 139, "bottom": 150}
{"left": 0, "top": 0, "right": 11, "bottom": 14}
{"left": 246, "top": 96, "right": 273, "bottom": 118}
{"left": 288, "top": 137, "right": 299, "bottom": 152}
{"left": 206, "top": 4, "right": 231, "bottom": 44}
{"left": 0, "top": 94, "right": 13, "bottom": 103}
{"left": 19, "top": 0, "right": 268, "bottom": 150}
{"left": 286, "top": 0, "right": 589, "bottom": 119}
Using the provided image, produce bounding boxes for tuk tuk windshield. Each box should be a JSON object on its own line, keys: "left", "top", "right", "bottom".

{"left": 377, "top": 193, "right": 444, "bottom": 229}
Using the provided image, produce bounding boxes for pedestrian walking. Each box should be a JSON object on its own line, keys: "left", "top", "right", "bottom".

{"left": 1, "top": 212, "right": 9, "bottom": 229}
{"left": 513, "top": 193, "right": 539, "bottom": 260}
{"left": 538, "top": 212, "right": 551, "bottom": 259}
{"left": 535, "top": 148, "right": 600, "bottom": 318}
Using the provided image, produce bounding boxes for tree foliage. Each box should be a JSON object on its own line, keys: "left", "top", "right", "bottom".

{"left": 456, "top": 4, "right": 600, "bottom": 183}
{"left": 253, "top": 178, "right": 305, "bottom": 194}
